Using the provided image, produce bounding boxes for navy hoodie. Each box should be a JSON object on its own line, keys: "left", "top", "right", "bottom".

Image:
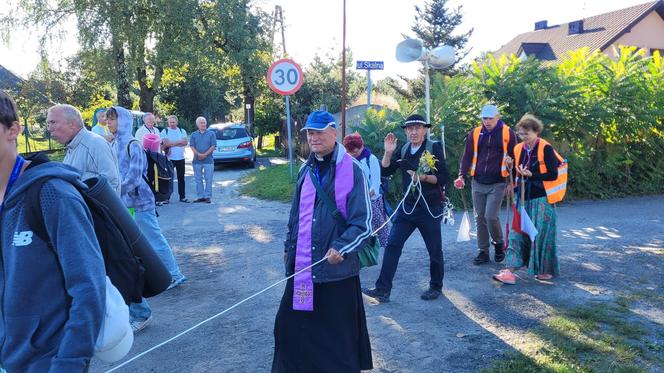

{"left": 0, "top": 158, "right": 105, "bottom": 372}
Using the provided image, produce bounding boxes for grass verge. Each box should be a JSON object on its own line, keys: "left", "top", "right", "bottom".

{"left": 483, "top": 301, "right": 663, "bottom": 373}
{"left": 254, "top": 133, "right": 283, "bottom": 158}
{"left": 239, "top": 162, "right": 297, "bottom": 203}
{"left": 17, "top": 135, "right": 63, "bottom": 154}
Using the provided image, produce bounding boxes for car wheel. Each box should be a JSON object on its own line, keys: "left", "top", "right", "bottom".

{"left": 247, "top": 160, "right": 255, "bottom": 168}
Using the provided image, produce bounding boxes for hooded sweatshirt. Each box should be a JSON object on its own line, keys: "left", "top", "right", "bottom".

{"left": 0, "top": 158, "right": 105, "bottom": 372}
{"left": 113, "top": 106, "right": 155, "bottom": 212}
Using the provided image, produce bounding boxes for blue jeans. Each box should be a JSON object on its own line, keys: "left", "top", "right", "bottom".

{"left": 193, "top": 163, "right": 214, "bottom": 199}
{"left": 375, "top": 205, "right": 444, "bottom": 293}
{"left": 130, "top": 298, "right": 151, "bottom": 322}
{"left": 135, "top": 209, "right": 185, "bottom": 280}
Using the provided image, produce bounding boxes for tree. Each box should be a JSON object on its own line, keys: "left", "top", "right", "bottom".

{"left": 411, "top": 0, "right": 473, "bottom": 69}
{"left": 197, "top": 0, "right": 273, "bottom": 133}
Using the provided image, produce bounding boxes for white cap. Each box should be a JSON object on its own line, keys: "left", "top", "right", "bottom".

{"left": 95, "top": 322, "right": 134, "bottom": 363}
{"left": 95, "top": 277, "right": 134, "bottom": 363}
{"left": 480, "top": 104, "right": 499, "bottom": 118}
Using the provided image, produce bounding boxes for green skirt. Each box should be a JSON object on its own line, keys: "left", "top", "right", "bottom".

{"left": 505, "top": 196, "right": 559, "bottom": 276}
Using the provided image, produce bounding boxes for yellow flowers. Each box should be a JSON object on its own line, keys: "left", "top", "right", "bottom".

{"left": 419, "top": 151, "right": 438, "bottom": 174}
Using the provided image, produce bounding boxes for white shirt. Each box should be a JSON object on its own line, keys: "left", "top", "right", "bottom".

{"left": 134, "top": 125, "right": 159, "bottom": 143}
{"left": 160, "top": 127, "right": 188, "bottom": 161}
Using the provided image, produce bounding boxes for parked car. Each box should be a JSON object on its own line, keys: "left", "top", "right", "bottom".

{"left": 209, "top": 123, "right": 256, "bottom": 168}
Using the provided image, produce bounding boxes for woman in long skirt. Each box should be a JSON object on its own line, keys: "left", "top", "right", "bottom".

{"left": 493, "top": 114, "right": 562, "bottom": 284}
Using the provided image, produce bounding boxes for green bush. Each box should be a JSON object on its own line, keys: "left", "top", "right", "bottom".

{"left": 363, "top": 46, "right": 664, "bottom": 207}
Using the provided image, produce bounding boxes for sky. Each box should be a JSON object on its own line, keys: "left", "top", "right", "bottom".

{"left": 0, "top": 0, "right": 649, "bottom": 81}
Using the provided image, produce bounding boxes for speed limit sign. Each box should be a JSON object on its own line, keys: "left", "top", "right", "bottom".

{"left": 267, "top": 59, "right": 304, "bottom": 96}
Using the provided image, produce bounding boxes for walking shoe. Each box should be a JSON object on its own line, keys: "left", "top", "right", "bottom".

{"left": 205, "top": 198, "right": 211, "bottom": 204}
{"left": 179, "top": 198, "right": 190, "bottom": 203}
{"left": 167, "top": 276, "right": 188, "bottom": 290}
{"left": 493, "top": 269, "right": 516, "bottom": 285}
{"left": 362, "top": 288, "right": 390, "bottom": 303}
{"left": 536, "top": 274, "right": 553, "bottom": 280}
{"left": 420, "top": 287, "right": 442, "bottom": 300}
{"left": 473, "top": 251, "right": 490, "bottom": 265}
{"left": 494, "top": 242, "right": 506, "bottom": 263}
{"left": 193, "top": 198, "right": 206, "bottom": 203}
{"left": 130, "top": 315, "right": 153, "bottom": 333}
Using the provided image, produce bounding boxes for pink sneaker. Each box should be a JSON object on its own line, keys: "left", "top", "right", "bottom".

{"left": 536, "top": 274, "right": 553, "bottom": 280}
{"left": 493, "top": 269, "right": 516, "bottom": 285}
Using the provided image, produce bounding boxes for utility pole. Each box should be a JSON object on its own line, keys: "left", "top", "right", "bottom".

{"left": 341, "top": 0, "right": 347, "bottom": 138}
{"left": 272, "top": 5, "right": 287, "bottom": 58}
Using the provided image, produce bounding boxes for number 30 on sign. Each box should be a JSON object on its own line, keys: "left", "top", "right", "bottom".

{"left": 267, "top": 59, "right": 304, "bottom": 96}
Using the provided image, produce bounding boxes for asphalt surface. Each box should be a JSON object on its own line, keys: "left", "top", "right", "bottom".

{"left": 91, "top": 157, "right": 664, "bottom": 373}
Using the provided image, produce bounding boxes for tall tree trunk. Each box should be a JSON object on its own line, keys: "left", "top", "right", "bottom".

{"left": 113, "top": 38, "right": 132, "bottom": 109}
{"left": 137, "top": 62, "right": 164, "bottom": 114}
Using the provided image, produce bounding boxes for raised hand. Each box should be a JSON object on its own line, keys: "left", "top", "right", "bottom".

{"left": 384, "top": 132, "right": 397, "bottom": 154}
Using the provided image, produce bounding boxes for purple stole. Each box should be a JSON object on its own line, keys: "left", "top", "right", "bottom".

{"left": 293, "top": 150, "right": 354, "bottom": 311}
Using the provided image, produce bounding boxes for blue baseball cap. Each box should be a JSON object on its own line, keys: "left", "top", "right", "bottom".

{"left": 301, "top": 111, "right": 336, "bottom": 131}
{"left": 480, "top": 104, "right": 499, "bottom": 118}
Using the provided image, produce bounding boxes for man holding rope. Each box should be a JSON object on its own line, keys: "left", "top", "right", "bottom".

{"left": 272, "top": 110, "right": 373, "bottom": 372}
{"left": 363, "top": 114, "right": 449, "bottom": 303}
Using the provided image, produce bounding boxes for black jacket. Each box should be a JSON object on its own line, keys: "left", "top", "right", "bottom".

{"left": 382, "top": 139, "right": 449, "bottom": 210}
{"left": 283, "top": 145, "right": 372, "bottom": 283}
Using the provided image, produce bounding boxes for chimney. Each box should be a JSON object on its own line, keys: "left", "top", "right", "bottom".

{"left": 534, "top": 20, "right": 548, "bottom": 31}
{"left": 568, "top": 20, "right": 584, "bottom": 35}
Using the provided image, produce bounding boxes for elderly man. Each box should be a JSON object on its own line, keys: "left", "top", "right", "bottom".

{"left": 134, "top": 112, "right": 159, "bottom": 143}
{"left": 454, "top": 104, "right": 516, "bottom": 265}
{"left": 272, "top": 111, "right": 373, "bottom": 373}
{"left": 189, "top": 116, "right": 216, "bottom": 203}
{"left": 363, "top": 114, "right": 449, "bottom": 303}
{"left": 1, "top": 90, "right": 105, "bottom": 372}
{"left": 47, "top": 104, "right": 120, "bottom": 194}
{"left": 161, "top": 115, "right": 189, "bottom": 202}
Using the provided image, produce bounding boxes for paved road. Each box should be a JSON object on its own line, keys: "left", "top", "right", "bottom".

{"left": 92, "top": 159, "right": 664, "bottom": 373}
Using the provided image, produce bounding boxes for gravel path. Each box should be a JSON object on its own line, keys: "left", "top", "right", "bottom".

{"left": 92, "top": 158, "right": 664, "bottom": 373}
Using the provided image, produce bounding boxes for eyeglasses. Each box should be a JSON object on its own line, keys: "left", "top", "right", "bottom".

{"left": 517, "top": 132, "right": 529, "bottom": 137}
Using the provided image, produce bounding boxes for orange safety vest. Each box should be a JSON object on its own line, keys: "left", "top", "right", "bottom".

{"left": 514, "top": 139, "right": 568, "bottom": 204}
{"left": 470, "top": 125, "right": 511, "bottom": 177}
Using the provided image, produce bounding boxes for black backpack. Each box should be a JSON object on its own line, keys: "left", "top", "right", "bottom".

{"left": 146, "top": 151, "right": 174, "bottom": 202}
{"left": 127, "top": 140, "right": 174, "bottom": 203}
{"left": 26, "top": 177, "right": 146, "bottom": 305}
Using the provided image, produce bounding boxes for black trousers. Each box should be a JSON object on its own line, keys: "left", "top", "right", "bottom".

{"left": 375, "top": 204, "right": 444, "bottom": 293}
{"left": 172, "top": 159, "right": 186, "bottom": 200}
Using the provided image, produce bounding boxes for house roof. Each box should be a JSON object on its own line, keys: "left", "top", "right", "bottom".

{"left": 494, "top": 0, "right": 664, "bottom": 62}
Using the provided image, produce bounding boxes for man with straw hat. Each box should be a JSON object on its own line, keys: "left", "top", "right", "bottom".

{"left": 363, "top": 114, "right": 449, "bottom": 303}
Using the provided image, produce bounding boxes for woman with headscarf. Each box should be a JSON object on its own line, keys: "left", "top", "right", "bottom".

{"left": 343, "top": 132, "right": 389, "bottom": 248}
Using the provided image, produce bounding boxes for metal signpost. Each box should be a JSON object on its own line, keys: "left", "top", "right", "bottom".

{"left": 267, "top": 58, "right": 304, "bottom": 180}
{"left": 355, "top": 60, "right": 384, "bottom": 107}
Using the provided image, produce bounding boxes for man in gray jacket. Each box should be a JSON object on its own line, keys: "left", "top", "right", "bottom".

{"left": 47, "top": 104, "right": 121, "bottom": 195}
{"left": 272, "top": 111, "right": 373, "bottom": 372}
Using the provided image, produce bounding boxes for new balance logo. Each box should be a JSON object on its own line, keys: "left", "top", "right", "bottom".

{"left": 13, "top": 231, "right": 33, "bottom": 247}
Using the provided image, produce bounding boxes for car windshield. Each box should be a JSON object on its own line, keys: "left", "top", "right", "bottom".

{"left": 213, "top": 127, "right": 248, "bottom": 140}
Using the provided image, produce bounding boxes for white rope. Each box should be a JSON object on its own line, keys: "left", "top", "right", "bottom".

{"left": 106, "top": 179, "right": 418, "bottom": 372}
{"left": 106, "top": 255, "right": 330, "bottom": 372}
